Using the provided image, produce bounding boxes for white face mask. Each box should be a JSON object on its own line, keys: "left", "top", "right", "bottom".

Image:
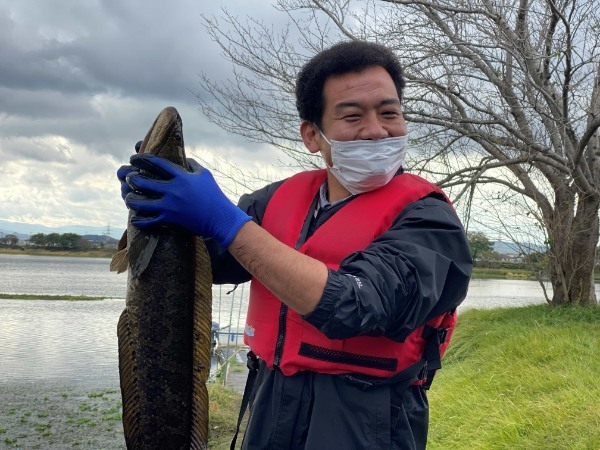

{"left": 318, "top": 129, "right": 408, "bottom": 195}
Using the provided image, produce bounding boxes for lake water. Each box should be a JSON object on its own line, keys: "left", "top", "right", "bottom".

{"left": 0, "top": 254, "right": 598, "bottom": 385}
{"left": 0, "top": 254, "right": 127, "bottom": 298}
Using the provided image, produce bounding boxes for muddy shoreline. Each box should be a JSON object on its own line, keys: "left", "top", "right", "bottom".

{"left": 1, "top": 368, "right": 247, "bottom": 449}
{"left": 1, "top": 381, "right": 125, "bottom": 449}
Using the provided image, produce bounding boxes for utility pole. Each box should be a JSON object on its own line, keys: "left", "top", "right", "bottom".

{"left": 103, "top": 222, "right": 111, "bottom": 239}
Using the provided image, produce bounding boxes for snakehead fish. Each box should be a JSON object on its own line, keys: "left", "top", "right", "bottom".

{"left": 110, "top": 106, "right": 211, "bottom": 449}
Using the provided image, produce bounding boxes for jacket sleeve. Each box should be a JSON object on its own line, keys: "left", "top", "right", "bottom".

{"left": 208, "top": 179, "right": 285, "bottom": 284}
{"left": 303, "top": 194, "right": 473, "bottom": 342}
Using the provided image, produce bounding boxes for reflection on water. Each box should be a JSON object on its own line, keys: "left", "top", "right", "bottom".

{"left": 0, "top": 254, "right": 248, "bottom": 385}
{"left": 463, "top": 279, "right": 599, "bottom": 310}
{"left": 0, "top": 253, "right": 127, "bottom": 298}
{"left": 464, "top": 279, "right": 544, "bottom": 310}
{"left": 0, "top": 299, "right": 123, "bottom": 385}
{"left": 0, "top": 254, "right": 598, "bottom": 384}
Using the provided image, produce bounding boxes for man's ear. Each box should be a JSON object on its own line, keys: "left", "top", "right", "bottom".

{"left": 300, "top": 121, "right": 321, "bottom": 154}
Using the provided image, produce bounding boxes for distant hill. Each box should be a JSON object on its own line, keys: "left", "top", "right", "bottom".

{"left": 0, "top": 228, "right": 29, "bottom": 240}
{"left": 493, "top": 241, "right": 547, "bottom": 255}
{"left": 0, "top": 219, "right": 548, "bottom": 255}
{"left": 0, "top": 219, "right": 124, "bottom": 240}
{"left": 83, "top": 234, "right": 120, "bottom": 246}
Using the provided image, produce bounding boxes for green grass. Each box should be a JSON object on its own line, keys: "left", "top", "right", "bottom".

{"left": 75, "top": 418, "right": 96, "bottom": 427}
{"left": 207, "top": 383, "right": 244, "bottom": 450}
{"left": 428, "top": 304, "right": 600, "bottom": 449}
{"left": 100, "top": 402, "right": 122, "bottom": 421}
{"left": 87, "top": 392, "right": 105, "bottom": 398}
{"left": 472, "top": 266, "right": 600, "bottom": 283}
{"left": 35, "top": 423, "right": 51, "bottom": 432}
{"left": 472, "top": 267, "right": 536, "bottom": 280}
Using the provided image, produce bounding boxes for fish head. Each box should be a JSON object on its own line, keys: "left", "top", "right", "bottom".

{"left": 110, "top": 106, "right": 189, "bottom": 275}
{"left": 138, "top": 106, "right": 187, "bottom": 168}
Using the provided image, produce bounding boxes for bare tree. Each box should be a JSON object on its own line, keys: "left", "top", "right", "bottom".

{"left": 0, "top": 234, "right": 19, "bottom": 247}
{"left": 197, "top": 0, "right": 599, "bottom": 306}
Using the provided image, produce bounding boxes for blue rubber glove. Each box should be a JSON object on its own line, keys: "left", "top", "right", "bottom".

{"left": 117, "top": 165, "right": 137, "bottom": 201}
{"left": 116, "top": 141, "right": 143, "bottom": 201}
{"left": 125, "top": 154, "right": 252, "bottom": 248}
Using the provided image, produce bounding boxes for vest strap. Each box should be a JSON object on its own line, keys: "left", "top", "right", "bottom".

{"left": 342, "top": 359, "right": 428, "bottom": 392}
{"left": 341, "top": 316, "right": 453, "bottom": 392}
{"left": 230, "top": 351, "right": 260, "bottom": 450}
{"left": 421, "top": 322, "right": 451, "bottom": 390}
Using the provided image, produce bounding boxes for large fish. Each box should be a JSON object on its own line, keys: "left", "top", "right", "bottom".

{"left": 111, "top": 106, "right": 211, "bottom": 449}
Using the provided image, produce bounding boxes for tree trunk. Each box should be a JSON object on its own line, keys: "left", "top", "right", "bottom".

{"left": 548, "top": 195, "right": 599, "bottom": 306}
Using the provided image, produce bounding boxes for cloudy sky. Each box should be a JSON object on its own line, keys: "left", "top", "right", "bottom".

{"left": 0, "top": 0, "right": 302, "bottom": 237}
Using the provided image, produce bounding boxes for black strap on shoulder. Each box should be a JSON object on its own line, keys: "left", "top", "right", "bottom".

{"left": 230, "top": 351, "right": 260, "bottom": 450}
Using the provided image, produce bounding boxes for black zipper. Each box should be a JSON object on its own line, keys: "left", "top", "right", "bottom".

{"left": 272, "top": 303, "right": 288, "bottom": 368}
{"left": 272, "top": 193, "right": 323, "bottom": 368}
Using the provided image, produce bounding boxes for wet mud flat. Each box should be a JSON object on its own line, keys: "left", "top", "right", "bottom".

{"left": 0, "top": 368, "right": 249, "bottom": 449}
{"left": 0, "top": 382, "right": 125, "bottom": 449}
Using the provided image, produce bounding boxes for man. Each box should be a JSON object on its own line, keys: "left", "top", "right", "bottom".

{"left": 120, "top": 41, "right": 472, "bottom": 449}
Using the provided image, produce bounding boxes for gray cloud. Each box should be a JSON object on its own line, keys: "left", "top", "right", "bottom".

{"left": 0, "top": 0, "right": 299, "bottom": 235}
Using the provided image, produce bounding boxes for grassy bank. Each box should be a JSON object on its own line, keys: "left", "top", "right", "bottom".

{"left": 474, "top": 268, "right": 600, "bottom": 283}
{"left": 472, "top": 266, "right": 600, "bottom": 283}
{"left": 427, "top": 304, "right": 600, "bottom": 449}
{"left": 471, "top": 266, "right": 537, "bottom": 280}
{"left": 0, "top": 248, "right": 115, "bottom": 258}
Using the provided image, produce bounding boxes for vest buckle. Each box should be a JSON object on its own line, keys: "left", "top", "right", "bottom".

{"left": 246, "top": 350, "right": 260, "bottom": 374}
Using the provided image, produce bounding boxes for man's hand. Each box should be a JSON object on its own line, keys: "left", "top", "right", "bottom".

{"left": 124, "top": 154, "right": 251, "bottom": 248}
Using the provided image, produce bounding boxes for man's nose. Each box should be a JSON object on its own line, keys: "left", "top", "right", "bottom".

{"left": 357, "top": 112, "right": 389, "bottom": 140}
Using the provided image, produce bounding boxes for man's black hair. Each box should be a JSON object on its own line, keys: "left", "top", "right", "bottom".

{"left": 295, "top": 41, "right": 405, "bottom": 128}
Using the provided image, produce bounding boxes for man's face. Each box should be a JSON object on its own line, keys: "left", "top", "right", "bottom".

{"left": 316, "top": 65, "right": 407, "bottom": 166}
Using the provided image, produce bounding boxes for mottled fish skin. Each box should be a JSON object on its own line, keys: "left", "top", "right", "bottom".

{"left": 111, "top": 107, "right": 212, "bottom": 449}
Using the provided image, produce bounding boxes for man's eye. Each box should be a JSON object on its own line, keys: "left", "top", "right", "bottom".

{"left": 343, "top": 114, "right": 361, "bottom": 121}
{"left": 382, "top": 111, "right": 400, "bottom": 117}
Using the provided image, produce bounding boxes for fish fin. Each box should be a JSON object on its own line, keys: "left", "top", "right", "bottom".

{"left": 117, "top": 230, "right": 128, "bottom": 251}
{"left": 191, "top": 236, "right": 213, "bottom": 447}
{"left": 117, "top": 308, "right": 141, "bottom": 448}
{"left": 110, "top": 230, "right": 129, "bottom": 273}
{"left": 128, "top": 232, "right": 159, "bottom": 278}
{"left": 110, "top": 248, "right": 129, "bottom": 273}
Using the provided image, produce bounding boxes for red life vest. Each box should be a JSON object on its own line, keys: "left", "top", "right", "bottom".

{"left": 244, "top": 169, "right": 457, "bottom": 379}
